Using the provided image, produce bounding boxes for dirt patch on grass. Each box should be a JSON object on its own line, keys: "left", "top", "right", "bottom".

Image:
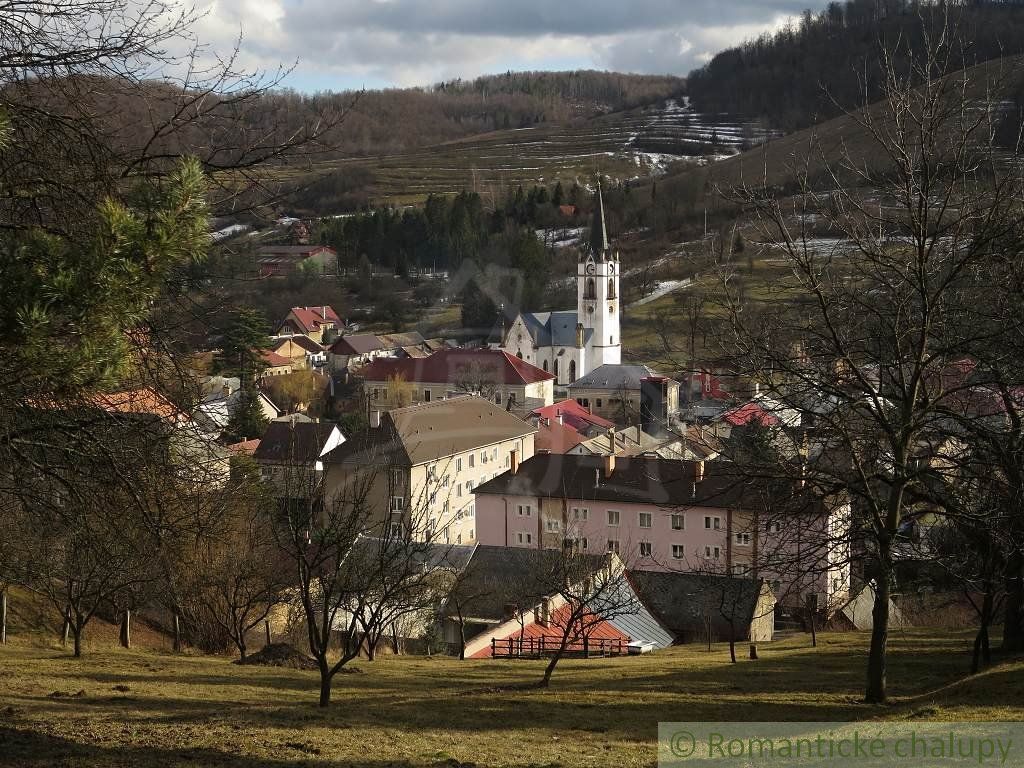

{"left": 235, "top": 643, "right": 317, "bottom": 670}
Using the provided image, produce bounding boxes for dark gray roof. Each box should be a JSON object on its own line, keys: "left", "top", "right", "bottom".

{"left": 253, "top": 420, "right": 339, "bottom": 463}
{"left": 569, "top": 364, "right": 659, "bottom": 391}
{"left": 598, "top": 578, "right": 675, "bottom": 649}
{"left": 445, "top": 545, "right": 608, "bottom": 622}
{"left": 520, "top": 311, "right": 592, "bottom": 349}
{"left": 473, "top": 454, "right": 811, "bottom": 511}
{"left": 627, "top": 570, "right": 768, "bottom": 642}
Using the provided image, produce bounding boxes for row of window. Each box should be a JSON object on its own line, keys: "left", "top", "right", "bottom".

{"left": 517, "top": 507, "right": 781, "bottom": 537}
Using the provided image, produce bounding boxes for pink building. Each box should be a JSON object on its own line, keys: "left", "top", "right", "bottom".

{"left": 473, "top": 454, "right": 850, "bottom": 610}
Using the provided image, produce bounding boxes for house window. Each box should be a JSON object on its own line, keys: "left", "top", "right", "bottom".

{"left": 517, "top": 504, "right": 532, "bottom": 517}
{"left": 390, "top": 496, "right": 404, "bottom": 513}
{"left": 607, "top": 539, "right": 620, "bottom": 554}
{"left": 767, "top": 521, "right": 781, "bottom": 534}
{"left": 671, "top": 544, "right": 685, "bottom": 560}
{"left": 671, "top": 514, "right": 684, "bottom": 530}
{"left": 457, "top": 486, "right": 463, "bottom": 498}
{"left": 424, "top": 389, "right": 431, "bottom": 402}
{"left": 442, "top": 475, "right": 450, "bottom": 488}
{"left": 389, "top": 521, "right": 402, "bottom": 538}
{"left": 546, "top": 519, "right": 560, "bottom": 532}
{"left": 456, "top": 457, "right": 462, "bottom": 472}
{"left": 639, "top": 512, "right": 652, "bottom": 529}
{"left": 639, "top": 542, "right": 652, "bottom": 557}
{"left": 704, "top": 516, "right": 721, "bottom": 530}
{"left": 732, "top": 563, "right": 750, "bottom": 576}
{"left": 572, "top": 507, "right": 589, "bottom": 521}
{"left": 516, "top": 532, "right": 525, "bottom": 544}
{"left": 468, "top": 454, "right": 475, "bottom": 468}
{"left": 736, "top": 532, "right": 751, "bottom": 545}
{"left": 596, "top": 398, "right": 603, "bottom": 408}
{"left": 607, "top": 510, "right": 620, "bottom": 526}
{"left": 704, "top": 546, "right": 721, "bottom": 560}
{"left": 372, "top": 388, "right": 380, "bottom": 400}
{"left": 495, "top": 393, "right": 502, "bottom": 404}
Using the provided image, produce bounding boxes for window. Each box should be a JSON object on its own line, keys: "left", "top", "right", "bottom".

{"left": 456, "top": 457, "right": 462, "bottom": 472}
{"left": 516, "top": 532, "right": 525, "bottom": 544}
{"left": 703, "top": 546, "right": 721, "bottom": 560}
{"left": 390, "top": 496, "right": 404, "bottom": 513}
{"left": 469, "top": 529, "right": 474, "bottom": 540}
{"left": 639, "top": 542, "right": 653, "bottom": 557}
{"left": 546, "top": 519, "right": 560, "bottom": 532}
{"left": 569, "top": 360, "right": 576, "bottom": 383}
{"left": 442, "top": 475, "right": 449, "bottom": 488}
{"left": 572, "top": 507, "right": 589, "bottom": 521}
{"left": 469, "top": 454, "right": 475, "bottom": 468}
{"left": 443, "top": 500, "right": 450, "bottom": 514}
{"left": 607, "top": 510, "right": 620, "bottom": 526}
{"left": 639, "top": 512, "right": 652, "bottom": 529}
{"left": 704, "top": 516, "right": 721, "bottom": 530}
{"left": 610, "top": 335, "right": 614, "bottom": 345}
{"left": 735, "top": 532, "right": 751, "bottom": 546}
{"left": 389, "top": 521, "right": 402, "bottom": 538}
{"left": 732, "top": 563, "right": 750, "bottom": 576}
{"left": 517, "top": 504, "right": 532, "bottom": 517}
{"left": 671, "top": 514, "right": 684, "bottom": 530}
{"left": 767, "top": 522, "right": 781, "bottom": 534}
{"left": 608, "top": 277, "right": 616, "bottom": 299}
{"left": 457, "top": 485, "right": 463, "bottom": 498}
{"left": 372, "top": 388, "right": 380, "bottom": 400}
{"left": 672, "top": 544, "right": 685, "bottom": 560}
{"left": 480, "top": 450, "right": 487, "bottom": 464}
{"left": 492, "top": 448, "right": 498, "bottom": 461}
{"left": 596, "top": 398, "right": 603, "bottom": 408}
{"left": 585, "top": 277, "right": 596, "bottom": 299}
{"left": 607, "top": 539, "right": 620, "bottom": 554}
{"left": 495, "top": 393, "right": 502, "bottom": 404}
{"left": 543, "top": 360, "right": 549, "bottom": 372}
{"left": 424, "top": 389, "right": 431, "bottom": 402}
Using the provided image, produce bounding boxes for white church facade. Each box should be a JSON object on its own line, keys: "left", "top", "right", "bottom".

{"left": 499, "top": 186, "right": 622, "bottom": 388}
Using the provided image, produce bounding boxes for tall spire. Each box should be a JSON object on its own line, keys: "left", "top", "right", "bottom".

{"left": 590, "top": 180, "right": 609, "bottom": 257}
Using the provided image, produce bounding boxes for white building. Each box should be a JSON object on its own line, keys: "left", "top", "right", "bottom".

{"left": 500, "top": 184, "right": 622, "bottom": 389}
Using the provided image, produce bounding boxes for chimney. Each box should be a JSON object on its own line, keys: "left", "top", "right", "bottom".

{"left": 221, "top": 381, "right": 232, "bottom": 398}
{"left": 594, "top": 467, "right": 601, "bottom": 488}
{"left": 607, "top": 427, "right": 616, "bottom": 454}
{"left": 322, "top": 305, "right": 328, "bottom": 321}
{"left": 510, "top": 449, "right": 519, "bottom": 475}
{"left": 556, "top": 409, "right": 563, "bottom": 425}
{"left": 695, "top": 460, "right": 705, "bottom": 483}
{"left": 603, "top": 453, "right": 616, "bottom": 479}
{"left": 370, "top": 410, "right": 381, "bottom": 429}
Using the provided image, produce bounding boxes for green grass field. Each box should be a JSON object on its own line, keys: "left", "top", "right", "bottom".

{"left": 1, "top": 629, "right": 1022, "bottom": 767}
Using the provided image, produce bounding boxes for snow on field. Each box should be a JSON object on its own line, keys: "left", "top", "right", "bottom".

{"left": 628, "top": 278, "right": 693, "bottom": 308}
{"left": 537, "top": 227, "right": 585, "bottom": 249}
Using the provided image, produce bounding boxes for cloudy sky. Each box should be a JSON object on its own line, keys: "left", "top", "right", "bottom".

{"left": 192, "top": 0, "right": 829, "bottom": 92}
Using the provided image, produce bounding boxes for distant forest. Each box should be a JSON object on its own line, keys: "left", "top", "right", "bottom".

{"left": 687, "top": 0, "right": 1024, "bottom": 132}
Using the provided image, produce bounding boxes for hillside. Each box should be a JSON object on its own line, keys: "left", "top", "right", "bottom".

{"left": 687, "top": 0, "right": 1024, "bottom": 133}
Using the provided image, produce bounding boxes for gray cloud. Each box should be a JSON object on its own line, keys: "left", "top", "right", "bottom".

{"left": 192, "top": 0, "right": 829, "bottom": 89}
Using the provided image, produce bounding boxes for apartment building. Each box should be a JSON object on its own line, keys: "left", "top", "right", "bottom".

{"left": 472, "top": 453, "right": 850, "bottom": 611}
{"left": 321, "top": 396, "right": 537, "bottom": 545}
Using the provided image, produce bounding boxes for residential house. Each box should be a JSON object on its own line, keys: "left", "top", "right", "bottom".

{"left": 378, "top": 331, "right": 425, "bottom": 355}
{"left": 194, "top": 376, "right": 280, "bottom": 435}
{"left": 530, "top": 399, "right": 615, "bottom": 455}
{"left": 321, "top": 396, "right": 537, "bottom": 546}
{"left": 276, "top": 305, "right": 342, "bottom": 344}
{"left": 472, "top": 453, "right": 851, "bottom": 611}
{"left": 442, "top": 546, "right": 673, "bottom": 658}
{"left": 252, "top": 418, "right": 345, "bottom": 500}
{"left": 568, "top": 364, "right": 680, "bottom": 427}
{"left": 256, "top": 245, "right": 337, "bottom": 277}
{"left": 260, "top": 349, "right": 294, "bottom": 378}
{"left": 327, "top": 334, "right": 387, "bottom": 372}
{"left": 627, "top": 570, "right": 776, "bottom": 644}
{"left": 359, "top": 349, "right": 555, "bottom": 414}
{"left": 270, "top": 335, "right": 326, "bottom": 370}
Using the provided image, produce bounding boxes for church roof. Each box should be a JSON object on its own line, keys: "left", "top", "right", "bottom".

{"left": 568, "top": 363, "right": 660, "bottom": 392}
{"left": 591, "top": 182, "right": 610, "bottom": 255}
{"left": 518, "top": 310, "right": 593, "bottom": 348}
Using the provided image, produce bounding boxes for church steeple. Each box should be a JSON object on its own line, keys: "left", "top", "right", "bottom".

{"left": 590, "top": 181, "right": 609, "bottom": 258}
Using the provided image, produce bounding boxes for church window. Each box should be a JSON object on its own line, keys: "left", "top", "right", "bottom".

{"left": 608, "top": 278, "right": 616, "bottom": 299}
{"left": 569, "top": 361, "right": 577, "bottom": 383}
{"left": 585, "top": 278, "right": 596, "bottom": 299}
{"left": 517, "top": 349, "right": 522, "bottom": 359}
{"left": 542, "top": 360, "right": 548, "bottom": 372}
{"left": 610, "top": 335, "right": 614, "bottom": 345}
{"left": 553, "top": 359, "right": 559, "bottom": 381}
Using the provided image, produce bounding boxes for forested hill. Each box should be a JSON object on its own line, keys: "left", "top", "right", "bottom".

{"left": 297, "top": 70, "right": 685, "bottom": 156}
{"left": 687, "top": 0, "right": 1024, "bottom": 133}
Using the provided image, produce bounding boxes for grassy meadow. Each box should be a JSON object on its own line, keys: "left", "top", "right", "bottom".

{"left": 1, "top": 628, "right": 1022, "bottom": 767}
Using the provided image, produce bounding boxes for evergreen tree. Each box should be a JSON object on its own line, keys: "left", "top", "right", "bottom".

{"left": 217, "top": 309, "right": 270, "bottom": 385}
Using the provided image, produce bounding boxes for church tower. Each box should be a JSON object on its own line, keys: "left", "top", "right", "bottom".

{"left": 577, "top": 183, "right": 621, "bottom": 371}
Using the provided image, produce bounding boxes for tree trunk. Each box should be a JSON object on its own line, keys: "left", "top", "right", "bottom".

{"left": 61, "top": 607, "right": 70, "bottom": 647}
{"left": 265, "top": 620, "right": 272, "bottom": 648}
{"left": 749, "top": 643, "right": 758, "bottom": 660}
{"left": 319, "top": 669, "right": 332, "bottom": 708}
{"left": 1003, "top": 548, "right": 1023, "bottom": 652}
{"left": 458, "top": 618, "right": 466, "bottom": 661}
{"left": 540, "top": 648, "right": 564, "bottom": 688}
{"left": 1, "top": 589, "right": 7, "bottom": 645}
{"left": 239, "top": 639, "right": 247, "bottom": 661}
{"left": 119, "top": 610, "right": 131, "bottom": 649}
{"left": 172, "top": 608, "right": 182, "bottom": 653}
{"left": 865, "top": 557, "right": 891, "bottom": 704}
{"left": 72, "top": 624, "right": 82, "bottom": 658}
{"left": 729, "top": 637, "right": 736, "bottom": 663}
{"left": 973, "top": 585, "right": 994, "bottom": 674}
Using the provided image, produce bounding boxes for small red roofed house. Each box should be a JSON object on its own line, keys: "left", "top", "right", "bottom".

{"left": 256, "top": 245, "right": 337, "bottom": 278}
{"left": 277, "top": 306, "right": 342, "bottom": 344}
{"left": 92, "top": 387, "right": 188, "bottom": 424}
{"left": 260, "top": 349, "right": 294, "bottom": 378}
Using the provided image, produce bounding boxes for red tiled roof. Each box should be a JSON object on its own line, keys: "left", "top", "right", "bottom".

{"left": 261, "top": 349, "right": 293, "bottom": 367}
{"left": 285, "top": 306, "right": 341, "bottom": 334}
{"left": 535, "top": 420, "right": 588, "bottom": 453}
{"left": 532, "top": 399, "right": 614, "bottom": 432}
{"left": 721, "top": 401, "right": 780, "bottom": 427}
{"left": 92, "top": 387, "right": 186, "bottom": 423}
{"left": 360, "top": 349, "right": 554, "bottom": 386}
{"left": 227, "top": 438, "right": 261, "bottom": 455}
